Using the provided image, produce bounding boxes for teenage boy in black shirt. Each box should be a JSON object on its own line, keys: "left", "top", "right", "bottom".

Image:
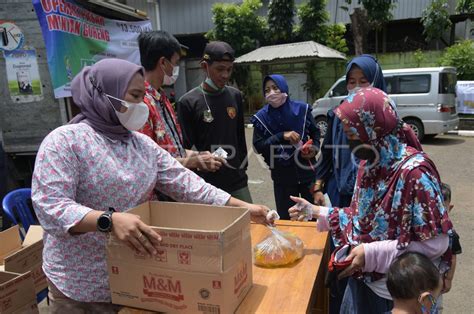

{"left": 177, "top": 41, "right": 252, "bottom": 202}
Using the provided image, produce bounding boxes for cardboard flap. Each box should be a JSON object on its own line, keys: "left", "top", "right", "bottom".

{"left": 147, "top": 202, "right": 248, "bottom": 230}
{"left": 0, "top": 271, "right": 37, "bottom": 314}
{"left": 0, "top": 226, "right": 22, "bottom": 263}
{"left": 0, "top": 271, "right": 20, "bottom": 285}
{"left": 23, "top": 226, "right": 43, "bottom": 247}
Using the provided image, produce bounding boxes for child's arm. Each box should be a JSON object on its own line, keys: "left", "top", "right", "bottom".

{"left": 442, "top": 254, "right": 457, "bottom": 293}
{"left": 362, "top": 235, "right": 449, "bottom": 274}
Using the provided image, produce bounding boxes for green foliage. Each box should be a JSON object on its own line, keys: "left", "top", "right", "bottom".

{"left": 439, "top": 40, "right": 474, "bottom": 80}
{"left": 343, "top": 0, "right": 394, "bottom": 30}
{"left": 206, "top": 0, "right": 267, "bottom": 56}
{"left": 413, "top": 49, "right": 426, "bottom": 67}
{"left": 267, "top": 0, "right": 295, "bottom": 44}
{"left": 326, "top": 23, "right": 349, "bottom": 54}
{"left": 343, "top": 0, "right": 395, "bottom": 54}
{"left": 421, "top": 0, "right": 452, "bottom": 43}
{"left": 360, "top": 0, "right": 394, "bottom": 31}
{"left": 206, "top": 0, "right": 267, "bottom": 100}
{"left": 303, "top": 61, "right": 322, "bottom": 100}
{"left": 296, "top": 0, "right": 329, "bottom": 43}
{"left": 456, "top": 0, "right": 474, "bottom": 13}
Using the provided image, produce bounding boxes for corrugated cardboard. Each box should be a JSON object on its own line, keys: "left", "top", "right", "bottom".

{"left": 107, "top": 201, "right": 253, "bottom": 313}
{"left": 0, "top": 271, "right": 39, "bottom": 314}
{"left": 0, "top": 225, "right": 46, "bottom": 294}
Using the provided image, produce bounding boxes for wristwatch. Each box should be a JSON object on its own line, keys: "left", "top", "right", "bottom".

{"left": 97, "top": 207, "right": 115, "bottom": 232}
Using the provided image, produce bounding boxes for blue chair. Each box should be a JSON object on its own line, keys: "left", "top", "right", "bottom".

{"left": 2, "top": 188, "right": 48, "bottom": 305}
{"left": 2, "top": 188, "right": 37, "bottom": 239}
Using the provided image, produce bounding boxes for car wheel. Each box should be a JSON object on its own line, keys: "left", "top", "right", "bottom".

{"left": 404, "top": 118, "right": 424, "bottom": 141}
{"left": 315, "top": 116, "right": 328, "bottom": 138}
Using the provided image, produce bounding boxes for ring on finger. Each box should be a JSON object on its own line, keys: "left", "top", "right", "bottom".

{"left": 137, "top": 232, "right": 146, "bottom": 242}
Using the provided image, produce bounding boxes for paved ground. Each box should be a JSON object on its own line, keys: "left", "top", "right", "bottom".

{"left": 246, "top": 129, "right": 474, "bottom": 314}
{"left": 38, "top": 131, "right": 473, "bottom": 313}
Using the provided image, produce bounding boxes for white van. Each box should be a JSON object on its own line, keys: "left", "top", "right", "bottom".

{"left": 312, "top": 67, "right": 459, "bottom": 140}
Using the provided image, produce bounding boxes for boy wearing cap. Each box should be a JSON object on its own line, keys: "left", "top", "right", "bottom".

{"left": 177, "top": 41, "right": 253, "bottom": 202}
{"left": 138, "top": 31, "right": 223, "bottom": 174}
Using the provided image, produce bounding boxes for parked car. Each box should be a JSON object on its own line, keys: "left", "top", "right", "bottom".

{"left": 312, "top": 67, "right": 459, "bottom": 141}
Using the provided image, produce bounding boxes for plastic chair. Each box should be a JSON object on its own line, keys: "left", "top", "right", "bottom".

{"left": 2, "top": 188, "right": 48, "bottom": 304}
{"left": 2, "top": 188, "right": 37, "bottom": 239}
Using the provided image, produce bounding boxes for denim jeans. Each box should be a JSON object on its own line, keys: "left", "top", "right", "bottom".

{"left": 340, "top": 277, "right": 393, "bottom": 314}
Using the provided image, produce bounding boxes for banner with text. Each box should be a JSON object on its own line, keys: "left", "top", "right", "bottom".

{"left": 456, "top": 81, "right": 474, "bottom": 114}
{"left": 33, "top": 0, "right": 151, "bottom": 98}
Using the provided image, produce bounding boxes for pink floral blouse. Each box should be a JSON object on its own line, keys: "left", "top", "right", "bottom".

{"left": 31, "top": 123, "right": 230, "bottom": 302}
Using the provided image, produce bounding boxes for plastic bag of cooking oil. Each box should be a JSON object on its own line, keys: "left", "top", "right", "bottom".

{"left": 253, "top": 227, "right": 304, "bottom": 267}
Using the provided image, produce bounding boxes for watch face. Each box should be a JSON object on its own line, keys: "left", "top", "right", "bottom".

{"left": 98, "top": 215, "right": 111, "bottom": 231}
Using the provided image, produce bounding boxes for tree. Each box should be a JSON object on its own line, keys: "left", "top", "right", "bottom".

{"left": 296, "top": 0, "right": 329, "bottom": 43}
{"left": 267, "top": 0, "right": 295, "bottom": 44}
{"left": 439, "top": 40, "right": 474, "bottom": 80}
{"left": 206, "top": 0, "right": 267, "bottom": 103}
{"left": 362, "top": 0, "right": 394, "bottom": 53}
{"left": 456, "top": 0, "right": 474, "bottom": 14}
{"left": 348, "top": 7, "right": 369, "bottom": 55}
{"left": 326, "top": 23, "right": 349, "bottom": 54}
{"left": 206, "top": 0, "right": 267, "bottom": 56}
{"left": 421, "top": 0, "right": 452, "bottom": 49}
{"left": 342, "top": 0, "right": 395, "bottom": 54}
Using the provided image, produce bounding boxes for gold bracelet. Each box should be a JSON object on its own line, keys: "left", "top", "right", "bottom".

{"left": 312, "top": 181, "right": 324, "bottom": 193}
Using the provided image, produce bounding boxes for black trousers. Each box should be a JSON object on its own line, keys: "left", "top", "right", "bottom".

{"left": 273, "top": 181, "right": 313, "bottom": 220}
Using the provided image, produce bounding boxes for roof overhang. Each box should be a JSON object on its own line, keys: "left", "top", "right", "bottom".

{"left": 234, "top": 41, "right": 346, "bottom": 65}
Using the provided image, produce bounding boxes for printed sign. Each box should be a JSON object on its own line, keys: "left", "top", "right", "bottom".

{"left": 33, "top": 0, "right": 152, "bottom": 98}
{"left": 4, "top": 49, "right": 43, "bottom": 103}
{"left": 456, "top": 81, "right": 474, "bottom": 114}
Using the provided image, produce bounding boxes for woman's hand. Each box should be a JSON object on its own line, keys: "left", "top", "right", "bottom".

{"left": 112, "top": 212, "right": 162, "bottom": 257}
{"left": 247, "top": 203, "right": 274, "bottom": 225}
{"left": 226, "top": 197, "right": 274, "bottom": 225}
{"left": 288, "top": 196, "right": 318, "bottom": 221}
{"left": 283, "top": 131, "right": 301, "bottom": 145}
{"left": 313, "top": 191, "right": 326, "bottom": 206}
{"left": 300, "top": 144, "right": 318, "bottom": 160}
{"left": 338, "top": 245, "right": 366, "bottom": 280}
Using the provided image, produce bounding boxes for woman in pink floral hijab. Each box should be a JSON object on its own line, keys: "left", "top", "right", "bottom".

{"left": 290, "top": 87, "right": 453, "bottom": 314}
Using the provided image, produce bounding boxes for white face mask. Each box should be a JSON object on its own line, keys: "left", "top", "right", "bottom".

{"left": 347, "top": 85, "right": 362, "bottom": 97}
{"left": 347, "top": 82, "right": 373, "bottom": 97}
{"left": 105, "top": 94, "right": 149, "bottom": 131}
{"left": 162, "top": 62, "right": 179, "bottom": 86}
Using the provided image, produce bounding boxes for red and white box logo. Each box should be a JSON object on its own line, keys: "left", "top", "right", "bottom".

{"left": 155, "top": 249, "right": 167, "bottom": 262}
{"left": 177, "top": 250, "right": 191, "bottom": 265}
{"left": 212, "top": 280, "right": 222, "bottom": 289}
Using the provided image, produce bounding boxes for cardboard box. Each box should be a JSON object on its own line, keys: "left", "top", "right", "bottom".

{"left": 107, "top": 202, "right": 253, "bottom": 313}
{"left": 0, "top": 225, "right": 46, "bottom": 294}
{"left": 0, "top": 271, "right": 39, "bottom": 314}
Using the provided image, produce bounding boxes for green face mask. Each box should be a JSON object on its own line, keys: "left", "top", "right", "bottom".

{"left": 203, "top": 63, "right": 224, "bottom": 92}
{"left": 204, "top": 76, "right": 222, "bottom": 92}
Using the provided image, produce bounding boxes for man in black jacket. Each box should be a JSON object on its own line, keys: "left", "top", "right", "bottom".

{"left": 177, "top": 41, "right": 252, "bottom": 202}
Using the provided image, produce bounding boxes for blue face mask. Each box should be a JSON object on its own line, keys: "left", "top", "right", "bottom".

{"left": 420, "top": 294, "right": 439, "bottom": 314}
